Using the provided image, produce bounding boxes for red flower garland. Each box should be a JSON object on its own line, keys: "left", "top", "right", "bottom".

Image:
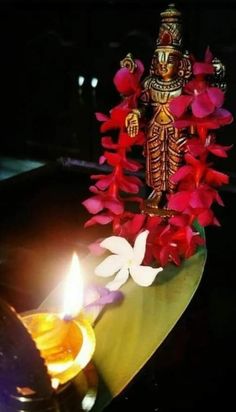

{"left": 83, "top": 51, "right": 233, "bottom": 267}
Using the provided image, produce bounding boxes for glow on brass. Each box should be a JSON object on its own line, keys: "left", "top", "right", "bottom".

{"left": 21, "top": 253, "right": 96, "bottom": 388}
{"left": 22, "top": 312, "right": 95, "bottom": 386}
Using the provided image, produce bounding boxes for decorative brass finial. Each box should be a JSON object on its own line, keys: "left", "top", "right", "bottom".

{"left": 156, "top": 3, "right": 182, "bottom": 51}
{"left": 120, "top": 53, "right": 137, "bottom": 73}
{"left": 161, "top": 3, "right": 181, "bottom": 17}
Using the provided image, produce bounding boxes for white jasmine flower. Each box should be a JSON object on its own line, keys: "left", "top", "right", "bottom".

{"left": 94, "top": 230, "right": 163, "bottom": 290}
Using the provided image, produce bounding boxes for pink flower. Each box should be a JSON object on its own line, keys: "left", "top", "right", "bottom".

{"left": 117, "top": 174, "right": 143, "bottom": 193}
{"left": 173, "top": 108, "right": 233, "bottom": 130}
{"left": 102, "top": 151, "right": 143, "bottom": 171}
{"left": 170, "top": 78, "right": 225, "bottom": 119}
{"left": 169, "top": 214, "right": 192, "bottom": 228}
{"left": 168, "top": 184, "right": 223, "bottom": 210}
{"left": 187, "top": 135, "right": 232, "bottom": 158}
{"left": 95, "top": 104, "right": 130, "bottom": 132}
{"left": 168, "top": 183, "right": 224, "bottom": 227}
{"left": 197, "top": 209, "right": 220, "bottom": 227}
{"left": 171, "top": 226, "right": 205, "bottom": 258}
{"left": 144, "top": 215, "right": 205, "bottom": 266}
{"left": 91, "top": 152, "right": 143, "bottom": 194}
{"left": 82, "top": 185, "right": 124, "bottom": 215}
{"left": 118, "top": 130, "right": 145, "bottom": 148}
{"left": 113, "top": 59, "right": 144, "bottom": 97}
{"left": 84, "top": 213, "right": 114, "bottom": 228}
{"left": 114, "top": 213, "right": 146, "bottom": 241}
{"left": 193, "top": 47, "right": 214, "bottom": 76}
{"left": 101, "top": 136, "right": 119, "bottom": 150}
{"left": 146, "top": 223, "right": 181, "bottom": 266}
{"left": 90, "top": 173, "right": 142, "bottom": 194}
{"left": 90, "top": 173, "right": 114, "bottom": 190}
{"left": 171, "top": 154, "right": 229, "bottom": 188}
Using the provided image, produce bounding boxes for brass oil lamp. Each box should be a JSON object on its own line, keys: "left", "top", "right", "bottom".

{"left": 0, "top": 254, "right": 97, "bottom": 411}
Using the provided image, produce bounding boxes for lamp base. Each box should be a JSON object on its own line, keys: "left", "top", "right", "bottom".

{"left": 0, "top": 362, "right": 97, "bottom": 412}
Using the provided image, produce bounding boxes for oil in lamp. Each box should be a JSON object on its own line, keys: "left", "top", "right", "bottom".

{"left": 0, "top": 253, "right": 97, "bottom": 411}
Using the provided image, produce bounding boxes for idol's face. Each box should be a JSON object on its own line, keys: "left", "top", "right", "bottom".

{"left": 154, "top": 49, "right": 181, "bottom": 80}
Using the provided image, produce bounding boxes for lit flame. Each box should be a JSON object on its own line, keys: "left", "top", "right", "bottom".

{"left": 62, "top": 253, "right": 83, "bottom": 319}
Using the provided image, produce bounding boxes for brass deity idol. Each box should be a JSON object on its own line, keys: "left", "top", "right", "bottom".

{"left": 125, "top": 4, "right": 192, "bottom": 216}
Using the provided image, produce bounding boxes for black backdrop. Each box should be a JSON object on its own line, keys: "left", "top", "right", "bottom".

{"left": 0, "top": 0, "right": 235, "bottom": 172}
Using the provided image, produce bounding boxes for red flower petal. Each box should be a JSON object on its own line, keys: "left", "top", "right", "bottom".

{"left": 171, "top": 165, "right": 193, "bottom": 184}
{"left": 205, "top": 168, "right": 229, "bottom": 186}
{"left": 189, "top": 189, "right": 213, "bottom": 209}
{"left": 89, "top": 185, "right": 99, "bottom": 194}
{"left": 168, "top": 191, "right": 191, "bottom": 212}
{"left": 192, "top": 92, "right": 215, "bottom": 118}
{"left": 113, "top": 67, "right": 135, "bottom": 95}
{"left": 91, "top": 174, "right": 114, "bottom": 190}
{"left": 207, "top": 87, "right": 224, "bottom": 108}
{"left": 129, "top": 214, "right": 146, "bottom": 233}
{"left": 119, "top": 213, "right": 146, "bottom": 239}
{"left": 82, "top": 196, "right": 103, "bottom": 214}
{"left": 111, "top": 105, "right": 130, "bottom": 126}
{"left": 119, "top": 175, "right": 142, "bottom": 193}
{"left": 193, "top": 62, "right": 214, "bottom": 75}
{"left": 113, "top": 59, "right": 144, "bottom": 96}
{"left": 169, "top": 95, "right": 193, "bottom": 118}
{"left": 213, "top": 108, "right": 234, "bottom": 125}
{"left": 184, "top": 153, "right": 200, "bottom": 166}
{"left": 159, "top": 246, "right": 170, "bottom": 267}
{"left": 208, "top": 144, "right": 232, "bottom": 158}
{"left": 214, "top": 191, "right": 224, "bottom": 206}
{"left": 104, "top": 151, "right": 121, "bottom": 166}
{"left": 146, "top": 216, "right": 163, "bottom": 231}
{"left": 84, "top": 214, "right": 113, "bottom": 228}
{"left": 184, "top": 78, "right": 205, "bottom": 94}
{"left": 169, "top": 246, "right": 181, "bottom": 266}
{"left": 101, "top": 119, "right": 116, "bottom": 132}
{"left": 135, "top": 59, "right": 145, "bottom": 79}
{"left": 123, "top": 158, "right": 143, "bottom": 172}
{"left": 187, "top": 138, "right": 205, "bottom": 157}
{"left": 213, "top": 216, "right": 221, "bottom": 226}
{"left": 174, "top": 118, "right": 192, "bottom": 128}
{"left": 101, "top": 136, "right": 118, "bottom": 149}
{"left": 119, "top": 132, "right": 134, "bottom": 148}
{"left": 99, "top": 155, "right": 106, "bottom": 164}
{"left": 169, "top": 214, "right": 190, "bottom": 227}
{"left": 205, "top": 46, "right": 213, "bottom": 63}
{"left": 197, "top": 209, "right": 215, "bottom": 226}
{"left": 104, "top": 198, "right": 124, "bottom": 215}
{"left": 95, "top": 112, "right": 109, "bottom": 122}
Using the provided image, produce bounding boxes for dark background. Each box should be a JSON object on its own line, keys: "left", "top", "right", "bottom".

{"left": 0, "top": 1, "right": 236, "bottom": 411}
{"left": 0, "top": 0, "right": 235, "bottom": 172}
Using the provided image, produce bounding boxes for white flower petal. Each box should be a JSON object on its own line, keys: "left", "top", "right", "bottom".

{"left": 133, "top": 230, "right": 149, "bottom": 265}
{"left": 106, "top": 267, "right": 129, "bottom": 291}
{"left": 95, "top": 255, "right": 124, "bottom": 277}
{"left": 130, "top": 264, "right": 163, "bottom": 287}
{"left": 100, "top": 236, "right": 133, "bottom": 259}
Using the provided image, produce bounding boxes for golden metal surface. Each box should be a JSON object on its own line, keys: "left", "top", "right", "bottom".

{"left": 22, "top": 312, "right": 96, "bottom": 388}
{"left": 125, "top": 4, "right": 192, "bottom": 214}
{"left": 120, "top": 53, "right": 137, "bottom": 73}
